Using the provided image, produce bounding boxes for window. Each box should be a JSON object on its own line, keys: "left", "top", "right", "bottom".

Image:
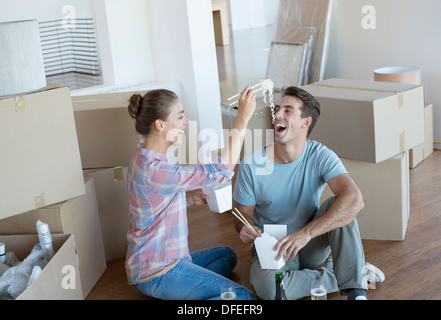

{"left": 39, "top": 18, "right": 103, "bottom": 90}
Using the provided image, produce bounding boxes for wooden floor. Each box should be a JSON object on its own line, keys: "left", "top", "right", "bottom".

{"left": 86, "top": 150, "right": 441, "bottom": 300}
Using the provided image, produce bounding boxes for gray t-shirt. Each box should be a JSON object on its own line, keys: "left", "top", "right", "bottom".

{"left": 233, "top": 140, "right": 348, "bottom": 234}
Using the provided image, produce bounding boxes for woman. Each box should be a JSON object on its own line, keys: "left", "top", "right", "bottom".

{"left": 125, "top": 86, "right": 256, "bottom": 300}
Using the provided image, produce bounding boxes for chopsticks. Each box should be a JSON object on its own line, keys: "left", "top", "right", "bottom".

{"left": 231, "top": 207, "right": 258, "bottom": 236}
{"left": 228, "top": 83, "right": 262, "bottom": 107}
{"left": 227, "top": 79, "right": 273, "bottom": 107}
{"left": 228, "top": 83, "right": 261, "bottom": 101}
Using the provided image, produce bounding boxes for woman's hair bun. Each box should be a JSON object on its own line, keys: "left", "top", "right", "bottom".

{"left": 128, "top": 94, "right": 143, "bottom": 119}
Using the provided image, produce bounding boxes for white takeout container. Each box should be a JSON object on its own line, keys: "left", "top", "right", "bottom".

{"left": 202, "top": 181, "right": 232, "bottom": 213}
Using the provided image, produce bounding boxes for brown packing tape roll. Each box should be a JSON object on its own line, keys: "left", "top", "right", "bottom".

{"left": 374, "top": 66, "right": 421, "bottom": 85}
{"left": 113, "top": 166, "right": 124, "bottom": 181}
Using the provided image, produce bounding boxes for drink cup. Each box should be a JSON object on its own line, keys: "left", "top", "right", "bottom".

{"left": 220, "top": 284, "right": 237, "bottom": 300}
{"left": 311, "top": 277, "right": 327, "bottom": 300}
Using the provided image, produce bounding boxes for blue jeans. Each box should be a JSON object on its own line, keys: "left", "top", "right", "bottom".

{"left": 134, "top": 246, "right": 255, "bottom": 300}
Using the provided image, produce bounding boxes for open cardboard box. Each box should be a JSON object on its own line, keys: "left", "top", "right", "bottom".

{"left": 0, "top": 234, "right": 82, "bottom": 300}
{"left": 0, "top": 177, "right": 107, "bottom": 298}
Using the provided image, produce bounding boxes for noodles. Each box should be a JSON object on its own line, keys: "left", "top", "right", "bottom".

{"left": 228, "top": 79, "right": 276, "bottom": 124}
{"left": 261, "top": 79, "right": 276, "bottom": 124}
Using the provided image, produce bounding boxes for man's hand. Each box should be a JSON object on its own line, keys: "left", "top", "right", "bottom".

{"left": 274, "top": 228, "right": 311, "bottom": 261}
{"left": 239, "top": 225, "right": 262, "bottom": 244}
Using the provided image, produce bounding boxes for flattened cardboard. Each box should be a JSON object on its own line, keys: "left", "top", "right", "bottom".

{"left": 266, "top": 41, "right": 308, "bottom": 90}
{"left": 0, "top": 84, "right": 85, "bottom": 219}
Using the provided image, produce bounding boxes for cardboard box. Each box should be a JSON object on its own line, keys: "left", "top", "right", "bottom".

{"left": 409, "top": 103, "right": 434, "bottom": 168}
{"left": 320, "top": 152, "right": 409, "bottom": 240}
{"left": 302, "top": 78, "right": 425, "bottom": 163}
{"left": 0, "top": 84, "right": 85, "bottom": 219}
{"left": 83, "top": 167, "right": 129, "bottom": 262}
{"left": 0, "top": 234, "right": 82, "bottom": 300}
{"left": 72, "top": 92, "right": 141, "bottom": 169}
{"left": 0, "top": 177, "right": 107, "bottom": 298}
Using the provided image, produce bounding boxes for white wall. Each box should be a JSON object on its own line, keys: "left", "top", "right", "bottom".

{"left": 147, "top": 0, "right": 224, "bottom": 162}
{"left": 93, "top": 0, "right": 155, "bottom": 87}
{"left": 325, "top": 0, "right": 441, "bottom": 148}
{"left": 0, "top": 0, "right": 93, "bottom": 22}
{"left": 229, "top": 0, "right": 279, "bottom": 31}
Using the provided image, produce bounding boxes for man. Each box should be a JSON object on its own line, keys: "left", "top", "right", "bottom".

{"left": 232, "top": 86, "right": 384, "bottom": 300}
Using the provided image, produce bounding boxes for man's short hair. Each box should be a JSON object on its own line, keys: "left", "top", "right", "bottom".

{"left": 283, "top": 86, "right": 320, "bottom": 137}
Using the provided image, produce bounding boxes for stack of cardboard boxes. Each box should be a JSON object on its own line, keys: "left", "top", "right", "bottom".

{"left": 0, "top": 82, "right": 183, "bottom": 299}
{"left": 0, "top": 84, "right": 106, "bottom": 299}
{"left": 303, "top": 78, "right": 429, "bottom": 240}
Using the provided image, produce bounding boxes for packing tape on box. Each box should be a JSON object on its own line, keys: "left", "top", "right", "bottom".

{"left": 113, "top": 166, "right": 124, "bottom": 181}
{"left": 397, "top": 93, "right": 404, "bottom": 109}
{"left": 400, "top": 131, "right": 405, "bottom": 153}
{"left": 311, "top": 83, "right": 405, "bottom": 108}
{"left": 14, "top": 96, "right": 26, "bottom": 111}
{"left": 34, "top": 192, "right": 46, "bottom": 209}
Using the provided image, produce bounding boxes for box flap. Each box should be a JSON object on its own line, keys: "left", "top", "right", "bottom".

{"left": 0, "top": 83, "right": 66, "bottom": 101}
{"left": 303, "top": 78, "right": 421, "bottom": 101}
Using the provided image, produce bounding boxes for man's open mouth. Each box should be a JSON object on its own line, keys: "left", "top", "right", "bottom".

{"left": 275, "top": 123, "right": 287, "bottom": 134}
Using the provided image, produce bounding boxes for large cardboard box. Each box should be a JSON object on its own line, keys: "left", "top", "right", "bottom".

{"left": 0, "top": 84, "right": 85, "bottom": 219}
{"left": 0, "top": 177, "right": 106, "bottom": 298}
{"left": 409, "top": 103, "right": 434, "bottom": 168}
{"left": 0, "top": 234, "right": 82, "bottom": 300}
{"left": 321, "top": 152, "right": 409, "bottom": 240}
{"left": 302, "top": 78, "right": 424, "bottom": 163}
{"left": 83, "top": 167, "right": 130, "bottom": 262}
{"left": 72, "top": 92, "right": 141, "bottom": 169}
